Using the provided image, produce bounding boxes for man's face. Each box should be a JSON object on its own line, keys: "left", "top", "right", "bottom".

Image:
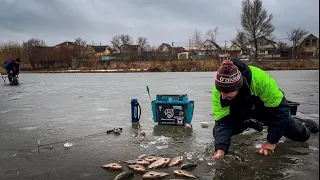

{"left": 16, "top": 61, "right": 20, "bottom": 64}
{"left": 220, "top": 91, "right": 238, "bottom": 100}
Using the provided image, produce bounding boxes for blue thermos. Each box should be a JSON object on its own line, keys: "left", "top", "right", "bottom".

{"left": 131, "top": 99, "right": 141, "bottom": 122}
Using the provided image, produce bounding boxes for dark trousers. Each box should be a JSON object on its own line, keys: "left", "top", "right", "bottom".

{"left": 231, "top": 101, "right": 310, "bottom": 143}
{"left": 231, "top": 116, "right": 310, "bottom": 142}
{"left": 6, "top": 70, "right": 17, "bottom": 82}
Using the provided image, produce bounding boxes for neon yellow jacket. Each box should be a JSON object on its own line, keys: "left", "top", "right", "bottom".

{"left": 212, "top": 66, "right": 284, "bottom": 121}
{"left": 212, "top": 59, "right": 288, "bottom": 153}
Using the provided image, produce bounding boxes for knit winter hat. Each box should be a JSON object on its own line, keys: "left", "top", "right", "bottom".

{"left": 215, "top": 60, "right": 243, "bottom": 93}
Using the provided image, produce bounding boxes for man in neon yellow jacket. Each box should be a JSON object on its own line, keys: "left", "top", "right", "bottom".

{"left": 211, "top": 59, "right": 318, "bottom": 159}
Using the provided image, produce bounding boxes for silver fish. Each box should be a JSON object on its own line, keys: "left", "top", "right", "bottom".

{"left": 161, "top": 158, "right": 171, "bottom": 167}
{"left": 128, "top": 164, "right": 147, "bottom": 173}
{"left": 173, "top": 170, "right": 197, "bottom": 178}
{"left": 138, "top": 154, "right": 148, "bottom": 159}
{"left": 144, "top": 156, "right": 162, "bottom": 163}
{"left": 168, "top": 156, "right": 184, "bottom": 166}
{"left": 101, "top": 163, "right": 122, "bottom": 170}
{"left": 180, "top": 163, "right": 198, "bottom": 170}
{"left": 142, "top": 171, "right": 169, "bottom": 179}
{"left": 148, "top": 158, "right": 171, "bottom": 169}
{"left": 125, "top": 159, "right": 150, "bottom": 166}
{"left": 114, "top": 171, "right": 134, "bottom": 180}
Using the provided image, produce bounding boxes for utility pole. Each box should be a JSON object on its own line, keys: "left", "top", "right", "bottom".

{"left": 172, "top": 42, "right": 174, "bottom": 60}
{"left": 225, "top": 40, "right": 227, "bottom": 54}
{"left": 224, "top": 40, "right": 227, "bottom": 60}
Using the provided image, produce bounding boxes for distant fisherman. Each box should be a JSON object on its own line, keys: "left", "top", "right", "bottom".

{"left": 3, "top": 58, "right": 21, "bottom": 83}
{"left": 211, "top": 59, "right": 319, "bottom": 159}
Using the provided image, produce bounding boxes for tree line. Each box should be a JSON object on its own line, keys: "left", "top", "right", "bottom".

{"left": 191, "top": 0, "right": 315, "bottom": 59}
{"left": 1, "top": 0, "right": 317, "bottom": 71}
{"left": 0, "top": 38, "right": 95, "bottom": 70}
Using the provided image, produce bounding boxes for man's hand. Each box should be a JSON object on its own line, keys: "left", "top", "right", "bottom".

{"left": 256, "top": 142, "right": 276, "bottom": 156}
{"left": 10, "top": 70, "right": 13, "bottom": 74}
{"left": 211, "top": 150, "right": 225, "bottom": 159}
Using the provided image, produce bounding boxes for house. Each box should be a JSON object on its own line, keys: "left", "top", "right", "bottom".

{"left": 87, "top": 45, "right": 112, "bottom": 60}
{"left": 227, "top": 43, "right": 242, "bottom": 58}
{"left": 249, "top": 36, "right": 278, "bottom": 58}
{"left": 120, "top": 44, "right": 140, "bottom": 54}
{"left": 199, "top": 39, "right": 221, "bottom": 52}
{"left": 298, "top": 34, "right": 319, "bottom": 57}
{"left": 229, "top": 43, "right": 242, "bottom": 51}
{"left": 173, "top": 47, "right": 185, "bottom": 54}
{"left": 119, "top": 44, "right": 141, "bottom": 60}
{"left": 198, "top": 39, "right": 222, "bottom": 58}
{"left": 299, "top": 34, "right": 319, "bottom": 47}
{"left": 178, "top": 50, "right": 205, "bottom": 60}
{"left": 278, "top": 49, "right": 292, "bottom": 59}
{"left": 54, "top": 41, "right": 74, "bottom": 48}
{"left": 156, "top": 43, "right": 185, "bottom": 60}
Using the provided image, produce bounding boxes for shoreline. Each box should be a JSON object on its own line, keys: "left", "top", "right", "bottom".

{"left": 21, "top": 67, "right": 319, "bottom": 74}
{"left": 4, "top": 59, "right": 319, "bottom": 74}
{"left": 21, "top": 68, "right": 150, "bottom": 73}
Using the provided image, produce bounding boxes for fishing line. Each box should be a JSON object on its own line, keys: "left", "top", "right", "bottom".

{"left": 37, "top": 129, "right": 116, "bottom": 149}
{"left": 37, "top": 87, "right": 153, "bottom": 152}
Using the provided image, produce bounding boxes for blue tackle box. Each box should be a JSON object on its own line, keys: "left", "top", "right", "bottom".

{"left": 151, "top": 94, "right": 194, "bottom": 126}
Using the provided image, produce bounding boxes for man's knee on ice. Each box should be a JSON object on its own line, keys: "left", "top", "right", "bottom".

{"left": 300, "top": 128, "right": 310, "bottom": 142}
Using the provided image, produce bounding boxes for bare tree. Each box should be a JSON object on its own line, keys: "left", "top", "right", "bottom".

{"left": 232, "top": 30, "right": 249, "bottom": 52}
{"left": 136, "top": 36, "right": 148, "bottom": 53}
{"left": 120, "top": 34, "right": 133, "bottom": 45}
{"left": 277, "top": 41, "right": 289, "bottom": 51}
{"left": 206, "top": 26, "right": 219, "bottom": 42}
{"left": 0, "top": 41, "right": 22, "bottom": 68}
{"left": 73, "top": 37, "right": 88, "bottom": 60}
{"left": 23, "top": 38, "right": 46, "bottom": 69}
{"left": 110, "top": 35, "right": 121, "bottom": 53}
{"left": 23, "top": 38, "right": 46, "bottom": 48}
{"left": 75, "top": 37, "right": 87, "bottom": 47}
{"left": 145, "top": 45, "right": 158, "bottom": 52}
{"left": 241, "top": 0, "right": 275, "bottom": 60}
{"left": 287, "top": 28, "right": 309, "bottom": 58}
{"left": 110, "top": 34, "right": 133, "bottom": 53}
{"left": 192, "top": 29, "right": 203, "bottom": 49}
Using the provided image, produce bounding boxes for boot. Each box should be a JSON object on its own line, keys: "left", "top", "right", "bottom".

{"left": 293, "top": 116, "right": 319, "bottom": 133}
{"left": 8, "top": 75, "right": 12, "bottom": 83}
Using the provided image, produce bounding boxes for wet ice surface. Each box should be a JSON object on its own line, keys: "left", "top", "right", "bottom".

{"left": 0, "top": 71, "right": 319, "bottom": 180}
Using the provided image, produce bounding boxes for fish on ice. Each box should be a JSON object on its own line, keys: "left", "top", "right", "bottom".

{"left": 148, "top": 158, "right": 171, "bottom": 169}
{"left": 101, "top": 163, "right": 122, "bottom": 170}
{"left": 114, "top": 171, "right": 134, "bottom": 180}
{"left": 142, "top": 171, "right": 169, "bottom": 179}
{"left": 168, "top": 156, "right": 184, "bottom": 166}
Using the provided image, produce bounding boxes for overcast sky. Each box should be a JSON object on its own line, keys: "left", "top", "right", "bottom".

{"left": 0, "top": 0, "right": 319, "bottom": 47}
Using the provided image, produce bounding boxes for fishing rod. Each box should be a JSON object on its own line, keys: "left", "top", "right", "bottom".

{"left": 37, "top": 87, "right": 153, "bottom": 153}
{"left": 36, "top": 128, "right": 122, "bottom": 153}
{"left": 146, "top": 85, "right": 152, "bottom": 101}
